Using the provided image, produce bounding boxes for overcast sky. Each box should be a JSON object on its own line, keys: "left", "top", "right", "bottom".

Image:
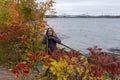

{"left": 37, "top": 0, "right": 120, "bottom": 15}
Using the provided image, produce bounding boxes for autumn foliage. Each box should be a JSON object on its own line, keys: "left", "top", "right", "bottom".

{"left": 0, "top": 0, "right": 54, "bottom": 65}
{"left": 0, "top": 0, "right": 120, "bottom": 80}
{"left": 19, "top": 47, "right": 120, "bottom": 80}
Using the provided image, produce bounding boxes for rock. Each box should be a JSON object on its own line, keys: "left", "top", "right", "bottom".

{"left": 108, "top": 48, "right": 120, "bottom": 53}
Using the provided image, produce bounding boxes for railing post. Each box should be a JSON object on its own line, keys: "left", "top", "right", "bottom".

{"left": 36, "top": 32, "right": 39, "bottom": 52}
{"left": 35, "top": 31, "right": 43, "bottom": 72}
{"left": 35, "top": 32, "right": 39, "bottom": 71}
{"left": 46, "top": 36, "right": 48, "bottom": 54}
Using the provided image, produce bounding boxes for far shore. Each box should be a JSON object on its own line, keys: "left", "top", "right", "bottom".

{"left": 46, "top": 15, "right": 120, "bottom": 18}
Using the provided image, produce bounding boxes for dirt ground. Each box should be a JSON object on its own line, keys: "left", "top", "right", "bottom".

{"left": 0, "top": 66, "right": 15, "bottom": 80}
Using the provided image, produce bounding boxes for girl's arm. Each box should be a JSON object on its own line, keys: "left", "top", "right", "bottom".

{"left": 51, "top": 36, "right": 61, "bottom": 44}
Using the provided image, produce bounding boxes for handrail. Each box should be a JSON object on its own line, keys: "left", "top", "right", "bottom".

{"left": 60, "top": 43, "right": 75, "bottom": 50}
{"left": 36, "top": 33, "right": 115, "bottom": 79}
{"left": 59, "top": 43, "right": 114, "bottom": 79}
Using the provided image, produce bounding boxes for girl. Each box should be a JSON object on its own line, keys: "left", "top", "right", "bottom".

{"left": 42, "top": 28, "right": 61, "bottom": 55}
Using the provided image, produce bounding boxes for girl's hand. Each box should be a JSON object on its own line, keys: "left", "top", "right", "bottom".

{"left": 48, "top": 36, "right": 52, "bottom": 39}
{"left": 48, "top": 36, "right": 53, "bottom": 39}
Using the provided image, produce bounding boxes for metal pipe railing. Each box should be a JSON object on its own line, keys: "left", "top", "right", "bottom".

{"left": 36, "top": 32, "right": 116, "bottom": 79}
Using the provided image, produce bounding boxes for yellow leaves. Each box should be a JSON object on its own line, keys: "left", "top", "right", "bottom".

{"left": 85, "top": 68, "right": 90, "bottom": 74}
{"left": 71, "top": 57, "right": 78, "bottom": 62}
{"left": 76, "top": 67, "right": 84, "bottom": 75}
{"left": 58, "top": 76, "right": 63, "bottom": 80}
{"left": 80, "top": 55, "right": 87, "bottom": 61}
{"left": 88, "top": 76, "right": 94, "bottom": 80}
{"left": 80, "top": 55, "right": 88, "bottom": 65}
{"left": 83, "top": 76, "right": 88, "bottom": 80}
{"left": 43, "top": 56, "right": 90, "bottom": 80}
{"left": 67, "top": 65, "right": 74, "bottom": 74}
{"left": 63, "top": 76, "right": 68, "bottom": 80}
{"left": 49, "top": 58, "right": 68, "bottom": 72}
{"left": 43, "top": 58, "right": 69, "bottom": 80}
{"left": 49, "top": 60, "right": 61, "bottom": 75}
{"left": 41, "top": 51, "right": 114, "bottom": 80}
{"left": 50, "top": 60, "right": 57, "bottom": 66}
{"left": 115, "top": 76, "right": 120, "bottom": 80}
{"left": 43, "top": 65, "right": 49, "bottom": 69}
{"left": 84, "top": 60, "right": 88, "bottom": 64}
{"left": 51, "top": 58, "right": 68, "bottom": 68}
{"left": 57, "top": 75, "right": 68, "bottom": 80}
{"left": 49, "top": 66, "right": 56, "bottom": 74}
{"left": 59, "top": 58, "right": 68, "bottom": 68}
{"left": 22, "top": 61, "right": 27, "bottom": 64}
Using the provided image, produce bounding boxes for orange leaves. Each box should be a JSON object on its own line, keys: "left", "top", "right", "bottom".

{"left": 0, "top": 1, "right": 11, "bottom": 26}
{"left": 26, "top": 51, "right": 48, "bottom": 62}
{"left": 8, "top": 1, "right": 21, "bottom": 23}
{"left": 2, "top": 22, "right": 26, "bottom": 41}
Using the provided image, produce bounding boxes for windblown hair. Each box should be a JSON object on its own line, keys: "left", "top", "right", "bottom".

{"left": 46, "top": 27, "right": 57, "bottom": 37}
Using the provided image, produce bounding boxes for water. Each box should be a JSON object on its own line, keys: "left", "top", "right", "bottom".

{"left": 46, "top": 18, "right": 120, "bottom": 53}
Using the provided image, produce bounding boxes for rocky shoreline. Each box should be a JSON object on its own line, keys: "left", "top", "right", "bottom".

{"left": 108, "top": 48, "right": 120, "bottom": 54}
{"left": 106, "top": 48, "right": 120, "bottom": 62}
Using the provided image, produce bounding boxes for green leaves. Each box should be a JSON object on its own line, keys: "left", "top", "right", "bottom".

{"left": 20, "top": 7, "right": 32, "bottom": 21}
{"left": 0, "top": 1, "right": 11, "bottom": 26}
{"left": 0, "top": 0, "right": 54, "bottom": 68}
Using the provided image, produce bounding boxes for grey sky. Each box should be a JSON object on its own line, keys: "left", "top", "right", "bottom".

{"left": 37, "top": 0, "right": 120, "bottom": 15}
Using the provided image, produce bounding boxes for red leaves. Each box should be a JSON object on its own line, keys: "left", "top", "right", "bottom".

{"left": 51, "top": 49, "right": 66, "bottom": 59}
{"left": 93, "top": 66, "right": 103, "bottom": 77}
{"left": 105, "top": 62, "right": 119, "bottom": 75}
{"left": 12, "top": 62, "right": 31, "bottom": 77}
{"left": 1, "top": 22, "right": 26, "bottom": 42}
{"left": 12, "top": 70, "right": 19, "bottom": 74}
{"left": 88, "top": 46, "right": 120, "bottom": 77}
{"left": 26, "top": 51, "right": 48, "bottom": 62}
{"left": 87, "top": 46, "right": 102, "bottom": 54}
{"left": 0, "top": 35, "right": 4, "bottom": 40}
{"left": 12, "top": 70, "right": 19, "bottom": 78}
{"left": 15, "top": 62, "right": 31, "bottom": 69}
{"left": 16, "top": 63, "right": 30, "bottom": 69}
{"left": 68, "top": 50, "right": 81, "bottom": 58}
{"left": 94, "top": 70, "right": 103, "bottom": 77}
{"left": 25, "top": 48, "right": 120, "bottom": 79}
{"left": 23, "top": 70, "right": 29, "bottom": 74}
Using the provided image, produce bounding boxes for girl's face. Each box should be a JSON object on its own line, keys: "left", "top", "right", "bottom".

{"left": 48, "top": 28, "right": 53, "bottom": 36}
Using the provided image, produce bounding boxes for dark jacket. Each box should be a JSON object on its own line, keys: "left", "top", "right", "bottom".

{"left": 42, "top": 35, "right": 61, "bottom": 54}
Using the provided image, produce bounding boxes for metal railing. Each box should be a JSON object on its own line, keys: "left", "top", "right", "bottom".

{"left": 35, "top": 31, "right": 117, "bottom": 79}
{"left": 35, "top": 31, "right": 75, "bottom": 53}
